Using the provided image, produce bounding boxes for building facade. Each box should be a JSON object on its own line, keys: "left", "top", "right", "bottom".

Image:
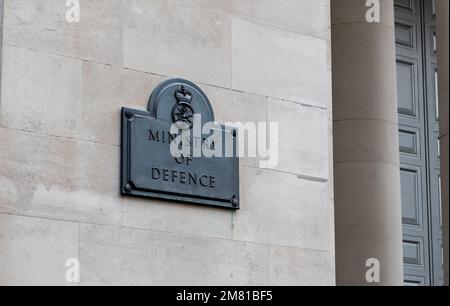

{"left": 0, "top": 0, "right": 448, "bottom": 286}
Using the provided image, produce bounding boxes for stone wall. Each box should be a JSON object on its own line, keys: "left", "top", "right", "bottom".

{"left": 0, "top": 0, "right": 334, "bottom": 285}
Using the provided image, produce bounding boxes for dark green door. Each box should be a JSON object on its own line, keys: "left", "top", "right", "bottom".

{"left": 395, "top": 0, "right": 444, "bottom": 286}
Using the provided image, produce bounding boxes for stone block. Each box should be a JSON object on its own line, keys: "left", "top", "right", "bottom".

{"left": 3, "top": 0, "right": 124, "bottom": 65}
{"left": 232, "top": 18, "right": 329, "bottom": 108}
{"left": 268, "top": 97, "right": 329, "bottom": 179}
{"left": 269, "top": 245, "right": 335, "bottom": 286}
{"left": 0, "top": 214, "right": 79, "bottom": 286}
{"left": 233, "top": 166, "right": 331, "bottom": 250}
{"left": 266, "top": 0, "right": 330, "bottom": 40}
{"left": 123, "top": 0, "right": 231, "bottom": 88}
{"left": 0, "top": 128, "right": 122, "bottom": 226}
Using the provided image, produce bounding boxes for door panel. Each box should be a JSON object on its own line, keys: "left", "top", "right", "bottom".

{"left": 423, "top": 0, "right": 444, "bottom": 286}
{"left": 395, "top": 0, "right": 443, "bottom": 286}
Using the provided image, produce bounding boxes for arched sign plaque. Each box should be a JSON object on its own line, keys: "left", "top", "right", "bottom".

{"left": 121, "top": 78, "right": 240, "bottom": 209}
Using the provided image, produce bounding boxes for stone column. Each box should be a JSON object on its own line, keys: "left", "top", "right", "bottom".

{"left": 331, "top": 0, "right": 404, "bottom": 285}
{"left": 436, "top": 0, "right": 449, "bottom": 287}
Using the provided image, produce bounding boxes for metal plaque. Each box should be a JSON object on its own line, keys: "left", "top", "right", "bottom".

{"left": 121, "top": 78, "right": 240, "bottom": 209}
